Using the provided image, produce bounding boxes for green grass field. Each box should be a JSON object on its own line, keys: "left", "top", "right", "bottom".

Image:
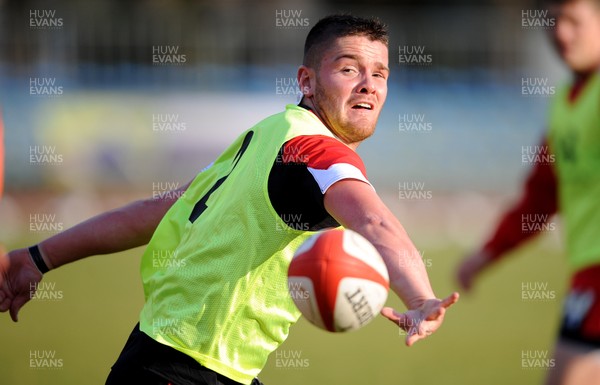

{"left": 0, "top": 232, "right": 566, "bottom": 384}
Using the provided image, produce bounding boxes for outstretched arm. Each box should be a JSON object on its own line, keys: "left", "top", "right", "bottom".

{"left": 324, "top": 179, "right": 458, "bottom": 346}
{"left": 456, "top": 142, "right": 558, "bottom": 292}
{"left": 43, "top": 181, "right": 189, "bottom": 270}
{"left": 0, "top": 181, "right": 190, "bottom": 321}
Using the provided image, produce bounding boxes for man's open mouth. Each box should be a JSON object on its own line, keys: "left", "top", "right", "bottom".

{"left": 352, "top": 102, "right": 373, "bottom": 110}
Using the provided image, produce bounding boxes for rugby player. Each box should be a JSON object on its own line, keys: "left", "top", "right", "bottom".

{"left": 457, "top": 1, "right": 600, "bottom": 383}
{"left": 1, "top": 15, "right": 458, "bottom": 385}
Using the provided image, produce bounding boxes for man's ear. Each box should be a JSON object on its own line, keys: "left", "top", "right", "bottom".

{"left": 297, "top": 65, "right": 315, "bottom": 98}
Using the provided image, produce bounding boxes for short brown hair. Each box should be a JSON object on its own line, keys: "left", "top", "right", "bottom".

{"left": 303, "top": 14, "right": 388, "bottom": 68}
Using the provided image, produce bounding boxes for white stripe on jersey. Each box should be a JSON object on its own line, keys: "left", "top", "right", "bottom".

{"left": 307, "top": 163, "right": 374, "bottom": 194}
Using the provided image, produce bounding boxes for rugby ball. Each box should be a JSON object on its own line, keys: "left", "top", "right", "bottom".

{"left": 288, "top": 229, "right": 390, "bottom": 332}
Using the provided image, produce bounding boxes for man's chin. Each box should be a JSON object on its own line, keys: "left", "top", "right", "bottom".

{"left": 345, "top": 123, "right": 376, "bottom": 143}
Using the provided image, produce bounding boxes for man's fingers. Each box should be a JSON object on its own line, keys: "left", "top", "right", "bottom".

{"left": 0, "top": 296, "right": 10, "bottom": 312}
{"left": 441, "top": 292, "right": 460, "bottom": 309}
{"left": 421, "top": 293, "right": 459, "bottom": 321}
{"left": 405, "top": 330, "right": 423, "bottom": 347}
{"left": 382, "top": 307, "right": 413, "bottom": 331}
{"left": 419, "top": 294, "right": 458, "bottom": 321}
{"left": 383, "top": 307, "right": 426, "bottom": 339}
{"left": 405, "top": 319, "right": 438, "bottom": 346}
{"left": 382, "top": 307, "right": 416, "bottom": 332}
{"left": 9, "top": 295, "right": 28, "bottom": 322}
{"left": 383, "top": 295, "right": 458, "bottom": 346}
{"left": 380, "top": 307, "right": 402, "bottom": 323}
{"left": 9, "top": 307, "right": 18, "bottom": 322}
{"left": 0, "top": 278, "right": 18, "bottom": 313}
{"left": 425, "top": 305, "right": 445, "bottom": 321}
{"left": 456, "top": 266, "right": 471, "bottom": 292}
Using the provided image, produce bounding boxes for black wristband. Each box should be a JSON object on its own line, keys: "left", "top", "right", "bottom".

{"left": 28, "top": 245, "right": 49, "bottom": 274}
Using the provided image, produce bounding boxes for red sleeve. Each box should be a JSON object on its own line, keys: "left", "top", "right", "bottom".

{"left": 283, "top": 135, "right": 367, "bottom": 175}
{"left": 281, "top": 135, "right": 371, "bottom": 194}
{"left": 483, "top": 138, "right": 558, "bottom": 260}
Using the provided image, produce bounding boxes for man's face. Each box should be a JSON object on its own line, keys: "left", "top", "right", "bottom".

{"left": 552, "top": 0, "right": 600, "bottom": 73}
{"left": 300, "top": 35, "right": 389, "bottom": 146}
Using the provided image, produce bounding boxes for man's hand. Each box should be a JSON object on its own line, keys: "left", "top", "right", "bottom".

{"left": 324, "top": 180, "right": 459, "bottom": 343}
{"left": 0, "top": 248, "right": 43, "bottom": 322}
{"left": 456, "top": 250, "right": 493, "bottom": 292}
{"left": 381, "top": 292, "right": 459, "bottom": 346}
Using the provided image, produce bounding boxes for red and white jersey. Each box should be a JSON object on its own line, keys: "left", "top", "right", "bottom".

{"left": 268, "top": 132, "right": 372, "bottom": 231}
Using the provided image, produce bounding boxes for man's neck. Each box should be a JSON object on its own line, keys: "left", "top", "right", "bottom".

{"left": 297, "top": 98, "right": 360, "bottom": 151}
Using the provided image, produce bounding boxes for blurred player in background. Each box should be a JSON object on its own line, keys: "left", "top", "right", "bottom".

{"left": 0, "top": 15, "right": 457, "bottom": 385}
{"left": 0, "top": 108, "right": 4, "bottom": 198}
{"left": 0, "top": 109, "right": 4, "bottom": 256}
{"left": 457, "top": 0, "right": 600, "bottom": 384}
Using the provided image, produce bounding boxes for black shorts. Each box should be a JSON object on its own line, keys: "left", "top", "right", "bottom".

{"left": 106, "top": 323, "right": 264, "bottom": 385}
{"left": 559, "top": 265, "right": 600, "bottom": 348}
